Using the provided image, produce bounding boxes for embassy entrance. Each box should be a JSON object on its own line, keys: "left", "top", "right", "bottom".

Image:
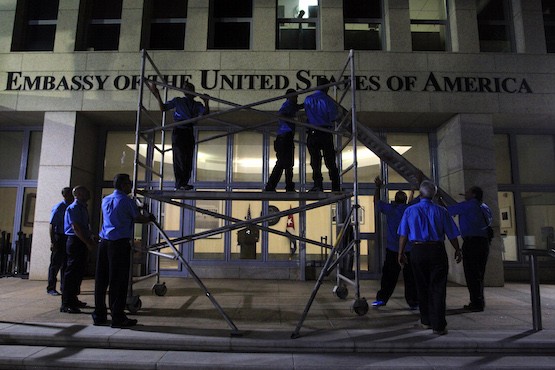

{"left": 102, "top": 125, "right": 433, "bottom": 280}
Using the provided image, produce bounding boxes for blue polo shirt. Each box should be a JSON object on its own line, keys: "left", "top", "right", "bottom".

{"left": 100, "top": 190, "right": 140, "bottom": 241}
{"left": 50, "top": 200, "right": 71, "bottom": 234}
{"left": 64, "top": 200, "right": 91, "bottom": 237}
{"left": 163, "top": 96, "right": 206, "bottom": 124}
{"left": 377, "top": 201, "right": 410, "bottom": 252}
{"left": 276, "top": 100, "right": 302, "bottom": 135}
{"left": 398, "top": 198, "right": 460, "bottom": 242}
{"left": 304, "top": 90, "right": 338, "bottom": 127}
{"left": 447, "top": 199, "right": 492, "bottom": 238}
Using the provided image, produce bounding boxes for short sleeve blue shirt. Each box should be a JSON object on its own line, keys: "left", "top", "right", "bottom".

{"left": 448, "top": 199, "right": 492, "bottom": 238}
{"left": 50, "top": 200, "right": 71, "bottom": 234}
{"left": 64, "top": 200, "right": 91, "bottom": 237}
{"left": 100, "top": 190, "right": 140, "bottom": 241}
{"left": 377, "top": 201, "right": 410, "bottom": 252}
{"left": 398, "top": 198, "right": 460, "bottom": 242}
{"left": 304, "top": 91, "right": 338, "bottom": 127}
{"left": 163, "top": 96, "right": 206, "bottom": 124}
{"left": 276, "top": 100, "right": 301, "bottom": 135}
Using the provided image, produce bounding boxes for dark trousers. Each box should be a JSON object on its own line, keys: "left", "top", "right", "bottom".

{"left": 307, "top": 130, "right": 340, "bottom": 190}
{"left": 62, "top": 236, "right": 88, "bottom": 307}
{"left": 172, "top": 127, "right": 195, "bottom": 188}
{"left": 411, "top": 243, "right": 448, "bottom": 331}
{"left": 47, "top": 234, "right": 67, "bottom": 292}
{"left": 462, "top": 236, "right": 490, "bottom": 308}
{"left": 376, "top": 249, "right": 418, "bottom": 307}
{"left": 94, "top": 239, "right": 131, "bottom": 321}
{"left": 266, "top": 133, "right": 295, "bottom": 190}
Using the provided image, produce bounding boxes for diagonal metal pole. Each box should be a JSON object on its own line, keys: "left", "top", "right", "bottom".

{"left": 151, "top": 220, "right": 242, "bottom": 337}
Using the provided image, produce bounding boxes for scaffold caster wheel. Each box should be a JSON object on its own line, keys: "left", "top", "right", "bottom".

{"left": 152, "top": 282, "right": 167, "bottom": 296}
{"left": 126, "top": 295, "right": 142, "bottom": 314}
{"left": 333, "top": 285, "right": 348, "bottom": 300}
{"left": 352, "top": 298, "right": 369, "bottom": 316}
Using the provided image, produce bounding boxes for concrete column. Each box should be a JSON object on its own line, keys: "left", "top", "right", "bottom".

{"left": 448, "top": 0, "right": 480, "bottom": 53}
{"left": 320, "top": 0, "right": 343, "bottom": 51}
{"left": 29, "top": 112, "right": 77, "bottom": 281}
{"left": 384, "top": 0, "right": 411, "bottom": 52}
{"left": 29, "top": 112, "right": 100, "bottom": 281}
{"left": 437, "top": 114, "right": 504, "bottom": 287}
{"left": 512, "top": 0, "right": 546, "bottom": 53}
{"left": 0, "top": 1, "right": 16, "bottom": 53}
{"left": 119, "top": 0, "right": 143, "bottom": 52}
{"left": 186, "top": 0, "right": 209, "bottom": 51}
{"left": 253, "top": 0, "right": 275, "bottom": 51}
{"left": 54, "top": 0, "right": 79, "bottom": 52}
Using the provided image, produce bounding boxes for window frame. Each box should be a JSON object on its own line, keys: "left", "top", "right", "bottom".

{"left": 75, "top": 0, "right": 123, "bottom": 51}
{"left": 477, "top": 0, "right": 515, "bottom": 53}
{"left": 208, "top": 0, "right": 253, "bottom": 50}
{"left": 141, "top": 0, "right": 188, "bottom": 50}
{"left": 342, "top": 0, "right": 384, "bottom": 51}
{"left": 409, "top": 0, "right": 450, "bottom": 52}
{"left": 276, "top": 0, "right": 320, "bottom": 50}
{"left": 11, "top": 0, "right": 60, "bottom": 52}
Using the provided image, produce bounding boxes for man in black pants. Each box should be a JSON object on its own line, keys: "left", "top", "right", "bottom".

{"left": 148, "top": 81, "right": 209, "bottom": 191}
{"left": 446, "top": 186, "right": 492, "bottom": 312}
{"left": 265, "top": 89, "right": 303, "bottom": 192}
{"left": 61, "top": 186, "right": 96, "bottom": 313}
{"left": 398, "top": 180, "right": 462, "bottom": 335}
{"left": 372, "top": 177, "right": 417, "bottom": 309}
{"left": 304, "top": 77, "right": 341, "bottom": 192}
{"left": 47, "top": 187, "right": 73, "bottom": 296}
{"left": 92, "top": 174, "right": 152, "bottom": 327}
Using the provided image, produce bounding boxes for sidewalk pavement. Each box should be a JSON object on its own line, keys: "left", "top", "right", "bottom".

{"left": 0, "top": 276, "right": 554, "bottom": 369}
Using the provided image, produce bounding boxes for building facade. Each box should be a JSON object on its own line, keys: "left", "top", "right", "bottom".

{"left": 1, "top": 0, "right": 554, "bottom": 285}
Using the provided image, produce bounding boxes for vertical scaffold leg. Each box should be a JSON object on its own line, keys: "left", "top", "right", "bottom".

{"left": 152, "top": 221, "right": 242, "bottom": 337}
{"left": 291, "top": 224, "right": 351, "bottom": 339}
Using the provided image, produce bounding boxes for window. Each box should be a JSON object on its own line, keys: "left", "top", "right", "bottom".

{"left": 343, "top": 0, "right": 383, "bottom": 50}
{"left": 516, "top": 135, "right": 555, "bottom": 185}
{"left": 543, "top": 0, "right": 555, "bottom": 52}
{"left": 208, "top": 0, "right": 252, "bottom": 49}
{"left": 522, "top": 193, "right": 555, "bottom": 251}
{"left": 11, "top": 0, "right": 59, "bottom": 51}
{"left": 409, "top": 0, "right": 448, "bottom": 51}
{"left": 477, "top": 0, "right": 514, "bottom": 52}
{"left": 141, "top": 0, "right": 187, "bottom": 50}
{"left": 494, "top": 134, "right": 512, "bottom": 184}
{"left": 197, "top": 131, "right": 227, "bottom": 182}
{"left": 276, "top": 0, "right": 318, "bottom": 50}
{"left": 232, "top": 131, "right": 263, "bottom": 182}
{"left": 75, "top": 0, "right": 123, "bottom": 51}
{"left": 0, "top": 132, "right": 24, "bottom": 180}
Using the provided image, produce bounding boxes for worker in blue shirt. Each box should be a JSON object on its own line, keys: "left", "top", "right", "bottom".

{"left": 446, "top": 186, "right": 492, "bottom": 312}
{"left": 264, "top": 89, "right": 303, "bottom": 192}
{"left": 372, "top": 177, "right": 418, "bottom": 309}
{"left": 304, "top": 77, "right": 341, "bottom": 192}
{"left": 92, "top": 173, "right": 152, "bottom": 328}
{"left": 148, "top": 81, "right": 210, "bottom": 191}
{"left": 61, "top": 185, "right": 97, "bottom": 314}
{"left": 47, "top": 187, "right": 73, "bottom": 296}
{"left": 398, "top": 180, "right": 462, "bottom": 335}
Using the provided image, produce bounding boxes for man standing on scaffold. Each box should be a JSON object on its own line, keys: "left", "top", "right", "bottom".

{"left": 304, "top": 77, "right": 341, "bottom": 192}
{"left": 148, "top": 81, "right": 210, "bottom": 191}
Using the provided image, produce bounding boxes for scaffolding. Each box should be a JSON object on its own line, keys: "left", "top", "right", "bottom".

{"left": 131, "top": 49, "right": 456, "bottom": 338}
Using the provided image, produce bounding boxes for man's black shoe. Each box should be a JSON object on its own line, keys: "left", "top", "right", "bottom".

{"left": 92, "top": 313, "right": 108, "bottom": 326}
{"left": 60, "top": 306, "right": 81, "bottom": 314}
{"left": 463, "top": 304, "right": 484, "bottom": 312}
{"left": 308, "top": 186, "right": 323, "bottom": 192}
{"left": 47, "top": 290, "right": 60, "bottom": 296}
{"left": 111, "top": 318, "right": 138, "bottom": 328}
{"left": 76, "top": 300, "right": 87, "bottom": 308}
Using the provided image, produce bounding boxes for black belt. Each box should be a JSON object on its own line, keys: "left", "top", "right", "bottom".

{"left": 412, "top": 241, "right": 443, "bottom": 246}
